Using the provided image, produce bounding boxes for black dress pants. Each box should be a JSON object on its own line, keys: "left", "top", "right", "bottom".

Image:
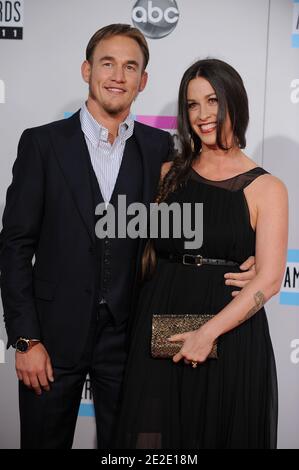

{"left": 19, "top": 304, "right": 127, "bottom": 449}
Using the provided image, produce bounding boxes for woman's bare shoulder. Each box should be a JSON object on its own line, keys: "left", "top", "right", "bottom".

{"left": 250, "top": 173, "right": 287, "bottom": 193}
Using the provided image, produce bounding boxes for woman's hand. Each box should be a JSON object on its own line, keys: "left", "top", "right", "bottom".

{"left": 169, "top": 325, "right": 216, "bottom": 365}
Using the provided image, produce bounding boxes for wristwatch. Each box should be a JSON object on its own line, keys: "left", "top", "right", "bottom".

{"left": 15, "top": 338, "right": 40, "bottom": 353}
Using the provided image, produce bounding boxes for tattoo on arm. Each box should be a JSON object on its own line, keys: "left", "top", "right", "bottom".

{"left": 238, "top": 291, "right": 265, "bottom": 325}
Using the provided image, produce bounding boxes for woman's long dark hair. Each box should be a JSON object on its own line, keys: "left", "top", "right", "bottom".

{"left": 142, "top": 59, "right": 249, "bottom": 278}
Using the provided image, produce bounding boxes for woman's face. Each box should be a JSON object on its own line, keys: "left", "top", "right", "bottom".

{"left": 187, "top": 76, "right": 234, "bottom": 150}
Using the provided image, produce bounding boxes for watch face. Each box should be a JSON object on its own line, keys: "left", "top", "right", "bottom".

{"left": 16, "top": 339, "right": 29, "bottom": 352}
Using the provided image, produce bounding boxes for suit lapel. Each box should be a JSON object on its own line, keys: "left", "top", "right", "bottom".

{"left": 50, "top": 111, "right": 95, "bottom": 244}
{"left": 133, "top": 121, "right": 161, "bottom": 208}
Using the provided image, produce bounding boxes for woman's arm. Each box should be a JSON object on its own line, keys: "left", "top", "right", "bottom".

{"left": 171, "top": 174, "right": 288, "bottom": 363}
{"left": 211, "top": 175, "right": 288, "bottom": 333}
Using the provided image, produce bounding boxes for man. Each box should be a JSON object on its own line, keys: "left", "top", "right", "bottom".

{"left": 0, "top": 24, "right": 255, "bottom": 449}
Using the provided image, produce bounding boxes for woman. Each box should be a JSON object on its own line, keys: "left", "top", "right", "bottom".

{"left": 116, "top": 59, "right": 288, "bottom": 449}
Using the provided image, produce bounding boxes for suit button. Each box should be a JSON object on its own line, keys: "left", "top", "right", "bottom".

{"left": 85, "top": 288, "right": 92, "bottom": 294}
{"left": 88, "top": 246, "right": 93, "bottom": 253}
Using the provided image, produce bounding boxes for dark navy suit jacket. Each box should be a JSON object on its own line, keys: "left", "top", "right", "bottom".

{"left": 0, "top": 111, "right": 173, "bottom": 366}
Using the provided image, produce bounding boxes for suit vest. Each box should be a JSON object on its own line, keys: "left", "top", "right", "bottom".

{"left": 87, "top": 134, "right": 143, "bottom": 323}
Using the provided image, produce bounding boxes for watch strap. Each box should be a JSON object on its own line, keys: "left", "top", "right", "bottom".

{"left": 15, "top": 338, "right": 41, "bottom": 353}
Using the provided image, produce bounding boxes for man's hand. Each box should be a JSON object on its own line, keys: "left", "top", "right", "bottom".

{"left": 15, "top": 343, "right": 54, "bottom": 395}
{"left": 224, "top": 255, "right": 256, "bottom": 297}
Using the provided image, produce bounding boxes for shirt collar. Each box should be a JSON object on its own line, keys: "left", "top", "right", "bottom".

{"left": 80, "top": 102, "right": 134, "bottom": 147}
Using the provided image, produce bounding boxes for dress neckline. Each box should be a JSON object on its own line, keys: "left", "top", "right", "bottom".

{"left": 191, "top": 166, "right": 261, "bottom": 183}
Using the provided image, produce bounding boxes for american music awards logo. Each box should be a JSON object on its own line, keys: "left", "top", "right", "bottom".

{"left": 280, "top": 250, "right": 299, "bottom": 306}
{"left": 79, "top": 376, "right": 94, "bottom": 417}
{"left": 292, "top": 0, "right": 299, "bottom": 48}
{"left": 0, "top": 0, "right": 24, "bottom": 40}
{"left": 135, "top": 114, "right": 177, "bottom": 131}
{"left": 135, "top": 114, "right": 178, "bottom": 147}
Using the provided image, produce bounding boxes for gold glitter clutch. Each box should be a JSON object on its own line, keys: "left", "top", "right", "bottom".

{"left": 151, "top": 314, "right": 218, "bottom": 359}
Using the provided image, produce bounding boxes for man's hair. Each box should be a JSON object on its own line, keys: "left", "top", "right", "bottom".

{"left": 86, "top": 23, "right": 149, "bottom": 70}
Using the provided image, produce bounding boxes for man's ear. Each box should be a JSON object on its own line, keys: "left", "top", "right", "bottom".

{"left": 81, "top": 60, "right": 91, "bottom": 84}
{"left": 139, "top": 71, "right": 148, "bottom": 92}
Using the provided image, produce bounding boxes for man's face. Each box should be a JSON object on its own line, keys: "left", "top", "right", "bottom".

{"left": 82, "top": 35, "right": 148, "bottom": 119}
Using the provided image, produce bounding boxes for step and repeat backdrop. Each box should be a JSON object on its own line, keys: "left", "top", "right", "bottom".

{"left": 0, "top": 0, "right": 298, "bottom": 449}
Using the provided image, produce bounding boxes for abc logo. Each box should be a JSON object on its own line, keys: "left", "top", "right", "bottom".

{"left": 132, "top": 0, "right": 179, "bottom": 39}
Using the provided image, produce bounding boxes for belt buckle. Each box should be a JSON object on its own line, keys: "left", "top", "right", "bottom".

{"left": 183, "top": 254, "right": 203, "bottom": 266}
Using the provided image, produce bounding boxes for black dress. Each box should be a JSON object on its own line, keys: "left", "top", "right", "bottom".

{"left": 116, "top": 167, "right": 278, "bottom": 449}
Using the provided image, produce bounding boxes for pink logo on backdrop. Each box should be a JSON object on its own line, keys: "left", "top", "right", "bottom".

{"left": 64, "top": 113, "right": 178, "bottom": 131}
{"left": 136, "top": 115, "right": 177, "bottom": 130}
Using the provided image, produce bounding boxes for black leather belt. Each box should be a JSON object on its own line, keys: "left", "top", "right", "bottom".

{"left": 158, "top": 252, "right": 239, "bottom": 267}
